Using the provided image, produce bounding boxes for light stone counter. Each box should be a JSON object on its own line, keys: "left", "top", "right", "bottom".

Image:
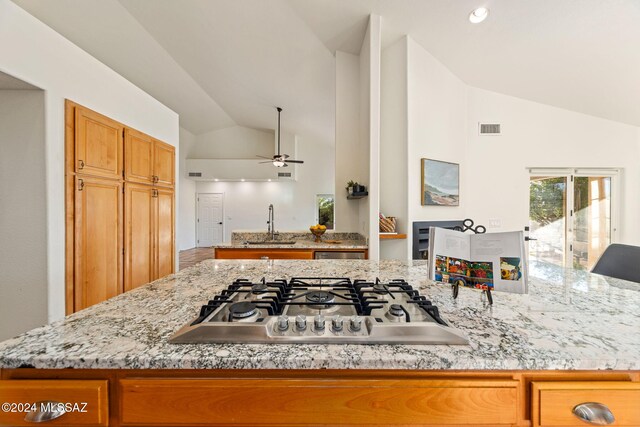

{"left": 213, "top": 231, "right": 368, "bottom": 250}
{"left": 0, "top": 260, "right": 638, "bottom": 370}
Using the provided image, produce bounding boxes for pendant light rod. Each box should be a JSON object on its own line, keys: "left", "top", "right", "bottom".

{"left": 276, "top": 107, "right": 282, "bottom": 155}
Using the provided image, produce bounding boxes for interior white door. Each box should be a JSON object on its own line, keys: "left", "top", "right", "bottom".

{"left": 197, "top": 193, "right": 223, "bottom": 247}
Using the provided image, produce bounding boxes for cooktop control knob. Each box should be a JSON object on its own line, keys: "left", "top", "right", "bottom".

{"left": 331, "top": 315, "right": 344, "bottom": 332}
{"left": 277, "top": 315, "right": 289, "bottom": 331}
{"left": 314, "top": 314, "right": 325, "bottom": 331}
{"left": 349, "top": 315, "right": 363, "bottom": 332}
{"left": 295, "top": 315, "right": 307, "bottom": 331}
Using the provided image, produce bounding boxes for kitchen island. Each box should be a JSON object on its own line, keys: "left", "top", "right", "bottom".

{"left": 213, "top": 231, "right": 369, "bottom": 259}
{"left": 1, "top": 260, "right": 638, "bottom": 426}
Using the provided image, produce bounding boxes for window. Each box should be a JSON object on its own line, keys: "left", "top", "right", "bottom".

{"left": 316, "top": 194, "right": 335, "bottom": 230}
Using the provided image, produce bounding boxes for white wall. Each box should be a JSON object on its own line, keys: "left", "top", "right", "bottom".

{"left": 195, "top": 133, "right": 334, "bottom": 242}
{"left": 0, "top": 0, "right": 179, "bottom": 321}
{"left": 405, "top": 37, "right": 468, "bottom": 257}
{"left": 466, "top": 88, "right": 640, "bottom": 245}
{"left": 189, "top": 125, "right": 273, "bottom": 159}
{"left": 334, "top": 51, "right": 361, "bottom": 232}
{"left": 380, "top": 38, "right": 409, "bottom": 260}
{"left": 360, "top": 15, "right": 382, "bottom": 261}
{"left": 179, "top": 127, "right": 197, "bottom": 250}
{"left": 0, "top": 90, "right": 47, "bottom": 340}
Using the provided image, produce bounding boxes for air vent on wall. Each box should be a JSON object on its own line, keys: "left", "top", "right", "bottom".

{"left": 188, "top": 172, "right": 202, "bottom": 177}
{"left": 479, "top": 123, "right": 501, "bottom": 135}
{"left": 278, "top": 172, "right": 292, "bottom": 178}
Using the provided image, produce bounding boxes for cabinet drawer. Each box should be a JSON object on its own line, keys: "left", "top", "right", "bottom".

{"left": 532, "top": 381, "right": 640, "bottom": 426}
{"left": 120, "top": 378, "right": 517, "bottom": 426}
{"left": 0, "top": 380, "right": 108, "bottom": 426}
{"left": 215, "top": 248, "right": 313, "bottom": 259}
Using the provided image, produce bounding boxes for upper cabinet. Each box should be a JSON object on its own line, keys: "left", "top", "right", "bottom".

{"left": 153, "top": 140, "right": 175, "bottom": 188}
{"left": 125, "top": 129, "right": 175, "bottom": 187}
{"left": 75, "top": 107, "right": 124, "bottom": 179}
{"left": 124, "top": 129, "right": 154, "bottom": 185}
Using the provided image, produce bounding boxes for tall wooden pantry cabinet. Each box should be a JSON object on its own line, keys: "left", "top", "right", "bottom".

{"left": 65, "top": 100, "right": 175, "bottom": 314}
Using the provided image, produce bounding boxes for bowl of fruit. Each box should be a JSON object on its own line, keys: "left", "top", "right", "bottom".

{"left": 309, "top": 224, "right": 327, "bottom": 242}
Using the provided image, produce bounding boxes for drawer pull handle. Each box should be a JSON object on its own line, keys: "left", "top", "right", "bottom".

{"left": 572, "top": 402, "right": 615, "bottom": 425}
{"left": 24, "top": 400, "right": 66, "bottom": 423}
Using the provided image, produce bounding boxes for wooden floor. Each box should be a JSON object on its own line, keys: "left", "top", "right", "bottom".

{"left": 179, "top": 247, "right": 215, "bottom": 270}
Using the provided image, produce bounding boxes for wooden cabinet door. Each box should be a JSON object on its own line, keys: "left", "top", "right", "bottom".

{"left": 153, "top": 140, "right": 175, "bottom": 188}
{"left": 75, "top": 106, "right": 123, "bottom": 179}
{"left": 124, "top": 183, "right": 154, "bottom": 292}
{"left": 74, "top": 176, "right": 122, "bottom": 311}
{"left": 154, "top": 188, "right": 175, "bottom": 279}
{"left": 124, "top": 129, "right": 154, "bottom": 185}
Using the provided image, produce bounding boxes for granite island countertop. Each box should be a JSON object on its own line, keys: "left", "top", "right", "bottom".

{"left": 213, "top": 231, "right": 368, "bottom": 250}
{"left": 0, "top": 260, "right": 638, "bottom": 370}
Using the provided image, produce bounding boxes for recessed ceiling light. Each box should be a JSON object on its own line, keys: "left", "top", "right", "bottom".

{"left": 240, "top": 179, "right": 245, "bottom": 182}
{"left": 214, "top": 178, "right": 219, "bottom": 182}
{"left": 469, "top": 7, "right": 489, "bottom": 23}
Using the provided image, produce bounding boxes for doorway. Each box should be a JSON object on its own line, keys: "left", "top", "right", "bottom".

{"left": 197, "top": 193, "right": 224, "bottom": 247}
{"left": 528, "top": 169, "right": 618, "bottom": 270}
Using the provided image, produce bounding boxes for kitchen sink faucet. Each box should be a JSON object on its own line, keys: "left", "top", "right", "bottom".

{"left": 267, "top": 204, "right": 278, "bottom": 240}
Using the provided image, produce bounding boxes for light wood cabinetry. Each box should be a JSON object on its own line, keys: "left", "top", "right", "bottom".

{"left": 1, "top": 369, "right": 638, "bottom": 427}
{"left": 153, "top": 140, "right": 175, "bottom": 188}
{"left": 66, "top": 101, "right": 175, "bottom": 313}
{"left": 215, "top": 248, "right": 315, "bottom": 260}
{"left": 124, "top": 130, "right": 175, "bottom": 188}
{"left": 154, "top": 187, "right": 175, "bottom": 277}
{"left": 531, "top": 381, "right": 640, "bottom": 426}
{"left": 74, "top": 107, "right": 123, "bottom": 180}
{"left": 215, "top": 248, "right": 367, "bottom": 260}
{"left": 119, "top": 378, "right": 518, "bottom": 426}
{"left": 0, "top": 379, "right": 108, "bottom": 426}
{"left": 74, "top": 176, "right": 123, "bottom": 312}
{"left": 124, "top": 184, "right": 154, "bottom": 292}
{"left": 124, "top": 129, "right": 153, "bottom": 185}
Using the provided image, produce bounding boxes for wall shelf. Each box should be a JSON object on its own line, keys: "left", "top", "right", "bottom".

{"left": 347, "top": 192, "right": 368, "bottom": 200}
{"left": 380, "top": 233, "right": 407, "bottom": 240}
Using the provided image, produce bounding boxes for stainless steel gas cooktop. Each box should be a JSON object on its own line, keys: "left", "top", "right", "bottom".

{"left": 169, "top": 277, "right": 468, "bottom": 344}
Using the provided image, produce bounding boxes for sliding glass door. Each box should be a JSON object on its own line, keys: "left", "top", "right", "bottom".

{"left": 528, "top": 169, "right": 618, "bottom": 270}
{"left": 529, "top": 176, "right": 568, "bottom": 266}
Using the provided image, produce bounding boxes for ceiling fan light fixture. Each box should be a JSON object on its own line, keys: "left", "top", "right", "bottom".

{"left": 469, "top": 7, "right": 489, "bottom": 23}
{"left": 273, "top": 160, "right": 286, "bottom": 167}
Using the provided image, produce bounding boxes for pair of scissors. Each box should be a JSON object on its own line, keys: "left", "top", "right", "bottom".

{"left": 454, "top": 218, "right": 486, "bottom": 234}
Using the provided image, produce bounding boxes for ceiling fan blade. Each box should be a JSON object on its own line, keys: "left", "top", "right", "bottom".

{"left": 256, "top": 155, "right": 273, "bottom": 160}
{"left": 285, "top": 159, "right": 304, "bottom": 164}
{"left": 258, "top": 161, "right": 273, "bottom": 164}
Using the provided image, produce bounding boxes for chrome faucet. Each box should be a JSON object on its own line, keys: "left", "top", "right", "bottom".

{"left": 267, "top": 204, "right": 277, "bottom": 240}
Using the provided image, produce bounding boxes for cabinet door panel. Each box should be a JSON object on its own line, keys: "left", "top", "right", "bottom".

{"left": 532, "top": 381, "right": 640, "bottom": 426}
{"left": 0, "top": 380, "right": 108, "bottom": 426}
{"left": 119, "top": 378, "right": 518, "bottom": 425}
{"left": 74, "top": 177, "right": 122, "bottom": 311}
{"left": 124, "top": 183, "right": 154, "bottom": 292}
{"left": 124, "top": 129, "right": 154, "bottom": 185}
{"left": 154, "top": 188, "right": 175, "bottom": 278}
{"left": 153, "top": 140, "right": 175, "bottom": 188}
{"left": 75, "top": 107, "right": 123, "bottom": 179}
{"left": 214, "top": 248, "right": 314, "bottom": 259}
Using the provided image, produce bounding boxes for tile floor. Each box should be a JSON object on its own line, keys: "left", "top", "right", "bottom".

{"left": 179, "top": 247, "right": 215, "bottom": 270}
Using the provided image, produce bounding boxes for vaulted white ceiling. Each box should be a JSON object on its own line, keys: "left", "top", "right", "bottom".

{"left": 13, "top": 0, "right": 640, "bottom": 140}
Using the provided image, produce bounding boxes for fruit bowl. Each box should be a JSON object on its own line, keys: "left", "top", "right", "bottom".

{"left": 309, "top": 225, "right": 327, "bottom": 242}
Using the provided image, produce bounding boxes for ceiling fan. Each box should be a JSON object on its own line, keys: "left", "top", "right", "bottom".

{"left": 257, "top": 107, "right": 304, "bottom": 167}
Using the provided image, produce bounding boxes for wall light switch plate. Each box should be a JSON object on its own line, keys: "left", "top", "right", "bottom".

{"left": 488, "top": 218, "right": 502, "bottom": 228}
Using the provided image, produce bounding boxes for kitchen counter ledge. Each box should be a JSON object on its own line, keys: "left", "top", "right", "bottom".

{"left": 0, "top": 260, "right": 638, "bottom": 370}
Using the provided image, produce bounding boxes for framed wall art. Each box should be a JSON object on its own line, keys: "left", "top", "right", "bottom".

{"left": 421, "top": 158, "right": 459, "bottom": 206}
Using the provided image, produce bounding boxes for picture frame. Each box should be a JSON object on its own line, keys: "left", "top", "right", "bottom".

{"left": 421, "top": 158, "right": 459, "bottom": 206}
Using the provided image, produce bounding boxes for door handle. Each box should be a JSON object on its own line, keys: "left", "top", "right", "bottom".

{"left": 218, "top": 222, "right": 223, "bottom": 225}
{"left": 524, "top": 237, "right": 537, "bottom": 241}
